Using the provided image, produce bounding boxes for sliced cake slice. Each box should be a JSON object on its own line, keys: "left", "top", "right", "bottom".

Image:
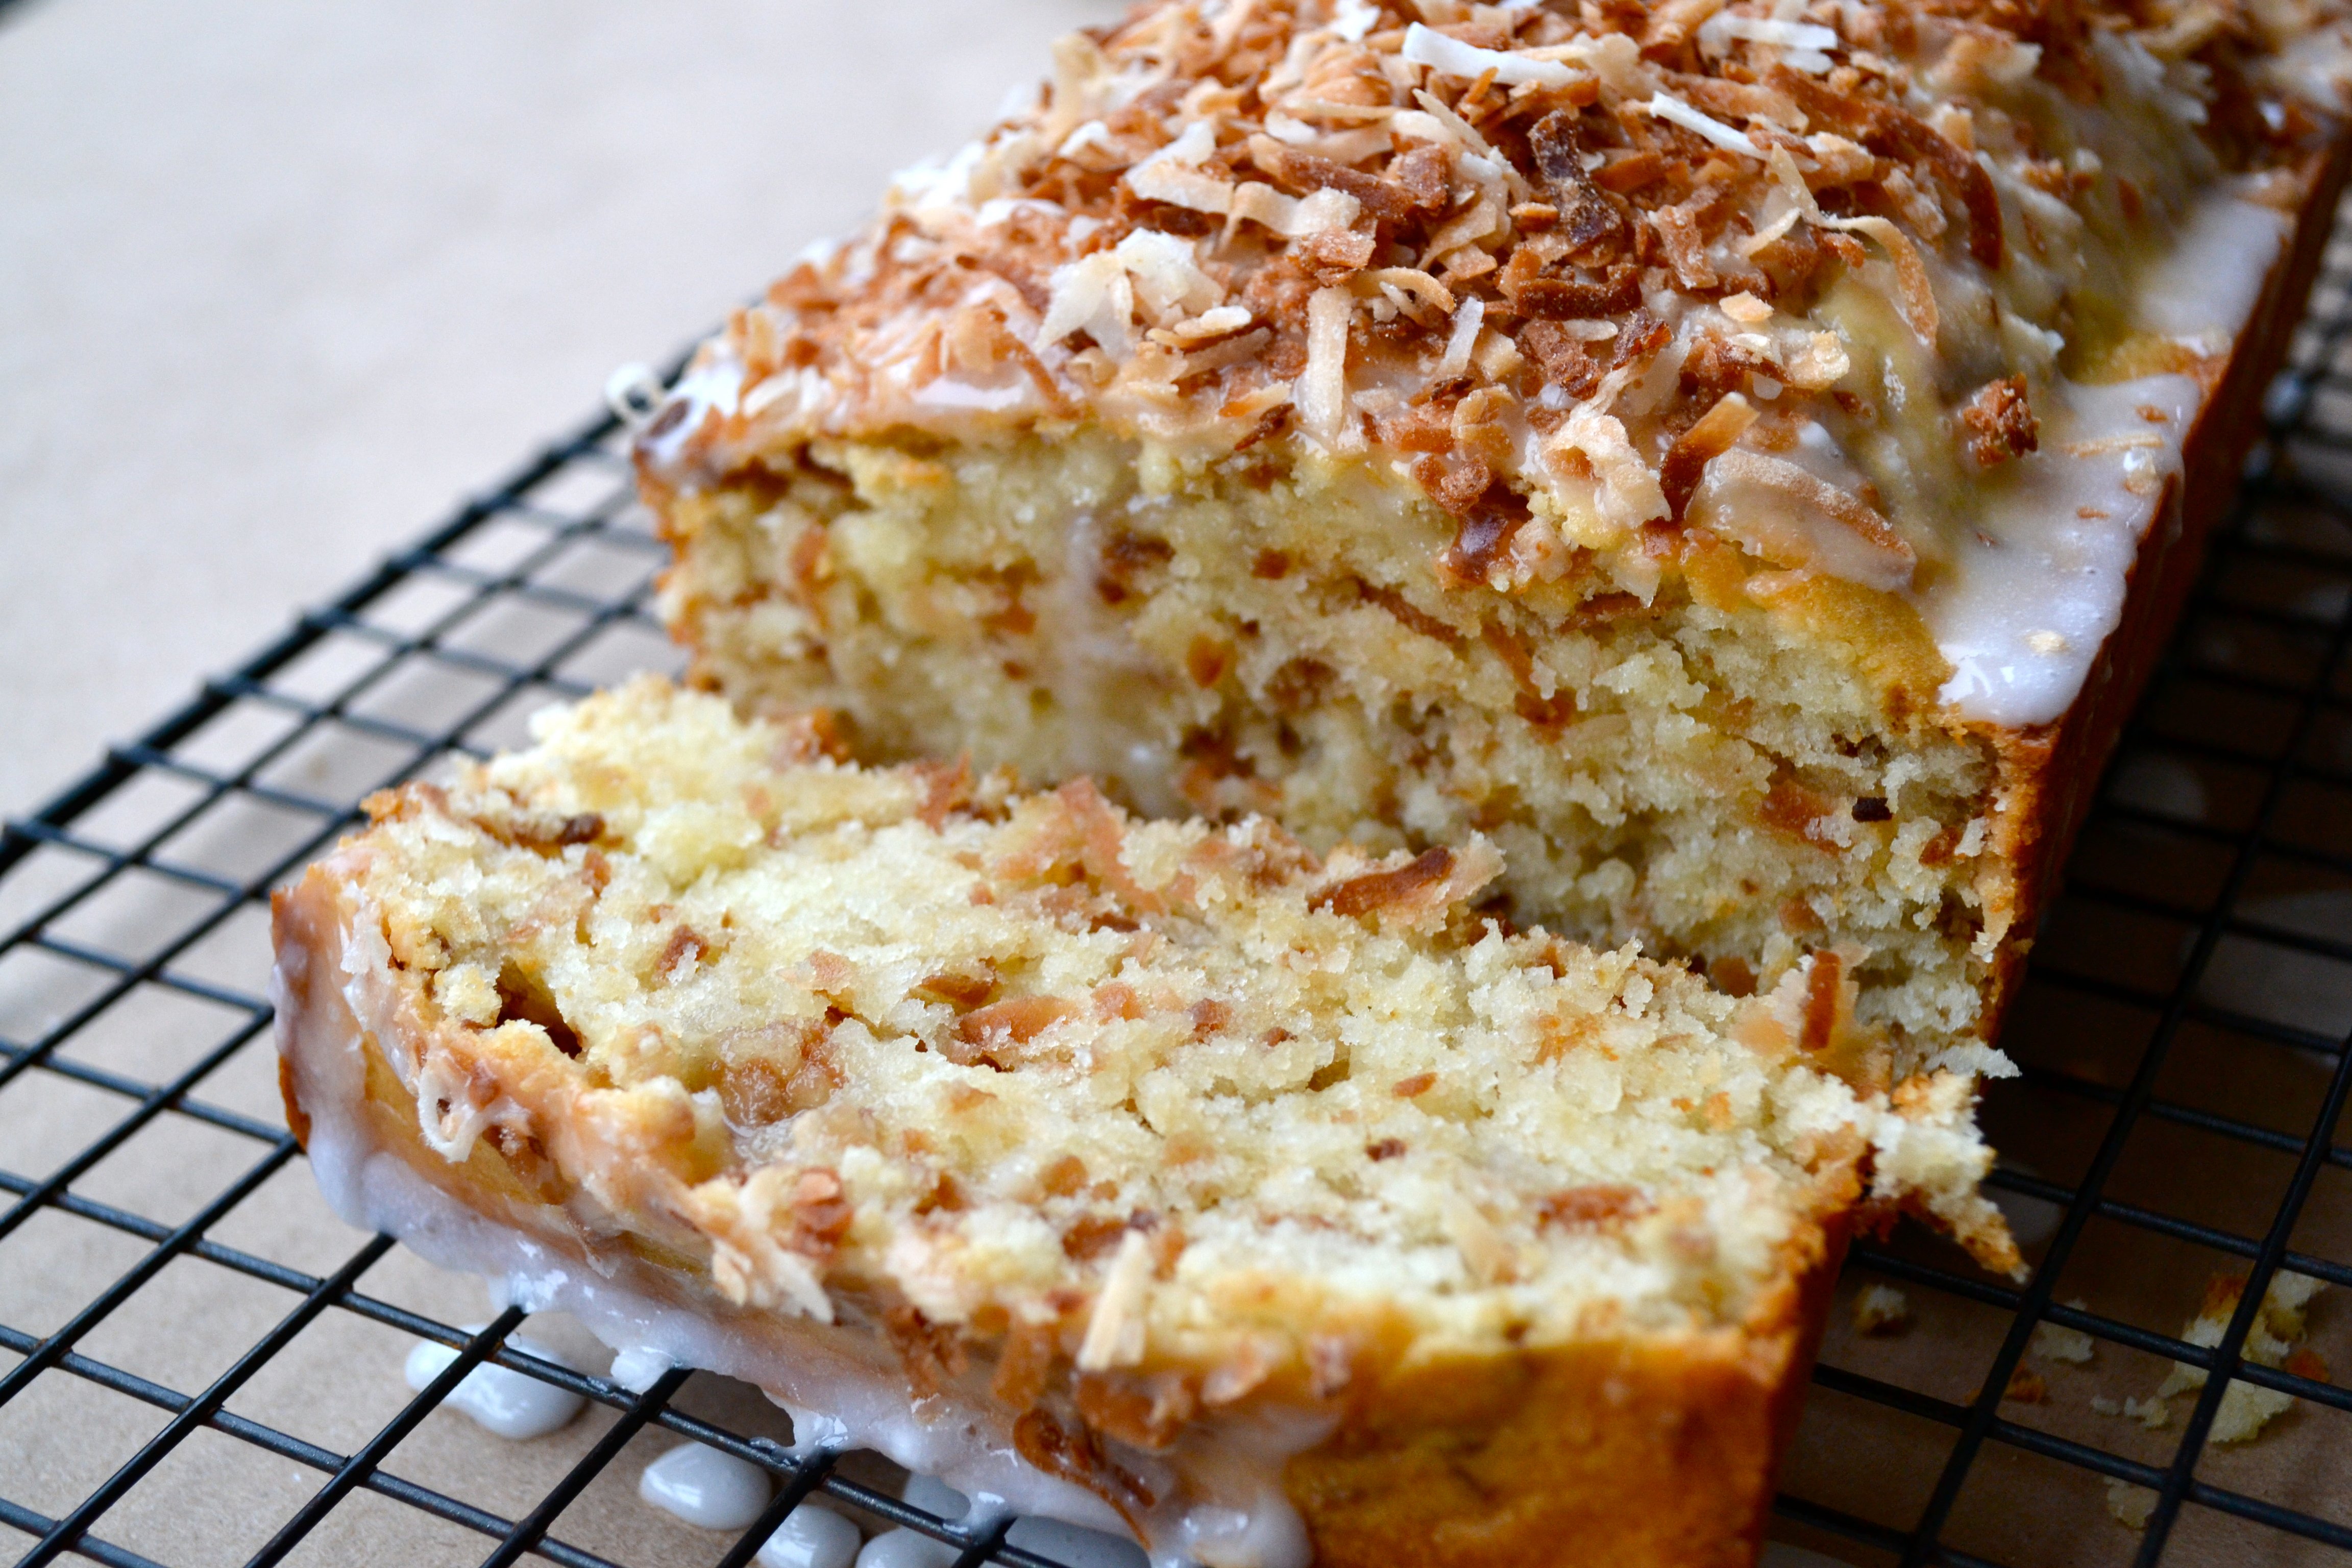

{"left": 274, "top": 678, "right": 2005, "bottom": 1568}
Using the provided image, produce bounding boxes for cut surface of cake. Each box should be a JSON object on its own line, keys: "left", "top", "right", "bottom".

{"left": 636, "top": 0, "right": 2352, "bottom": 1084}
{"left": 273, "top": 678, "right": 2003, "bottom": 1568}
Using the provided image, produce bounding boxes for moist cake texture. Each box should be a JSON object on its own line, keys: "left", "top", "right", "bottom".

{"left": 273, "top": 678, "right": 2004, "bottom": 1567}
{"left": 638, "top": 0, "right": 2352, "bottom": 1083}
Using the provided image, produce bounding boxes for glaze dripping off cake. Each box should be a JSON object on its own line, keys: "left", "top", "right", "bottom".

{"left": 636, "top": 0, "right": 2352, "bottom": 1088}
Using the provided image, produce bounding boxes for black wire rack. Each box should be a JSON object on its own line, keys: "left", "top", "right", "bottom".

{"left": 11, "top": 214, "right": 2352, "bottom": 1568}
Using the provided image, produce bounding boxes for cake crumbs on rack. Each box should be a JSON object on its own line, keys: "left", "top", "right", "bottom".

{"left": 1851, "top": 1281, "right": 1909, "bottom": 1334}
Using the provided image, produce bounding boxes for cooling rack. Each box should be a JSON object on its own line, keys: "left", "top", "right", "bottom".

{"left": 11, "top": 222, "right": 2352, "bottom": 1568}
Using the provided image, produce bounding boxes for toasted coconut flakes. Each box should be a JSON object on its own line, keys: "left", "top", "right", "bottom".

{"left": 1704, "top": 13, "right": 1841, "bottom": 51}
{"left": 1408, "top": 90, "right": 1526, "bottom": 193}
{"left": 2064, "top": 433, "right": 2166, "bottom": 456}
{"left": 1961, "top": 375, "right": 2039, "bottom": 466}
{"left": 1041, "top": 251, "right": 1136, "bottom": 361}
{"left": 1058, "top": 118, "right": 1114, "bottom": 159}
{"left": 1263, "top": 109, "right": 1318, "bottom": 144}
{"left": 1075, "top": 1230, "right": 1154, "bottom": 1370}
{"left": 1224, "top": 379, "right": 1294, "bottom": 422}
{"left": 1435, "top": 297, "right": 1485, "bottom": 381}
{"left": 1706, "top": 448, "right": 1916, "bottom": 588}
{"left": 1782, "top": 332, "right": 1852, "bottom": 390}
{"left": 1402, "top": 22, "right": 1579, "bottom": 88}
{"left": 1326, "top": 0, "right": 1379, "bottom": 43}
{"left": 1128, "top": 159, "right": 1237, "bottom": 213}
{"left": 1389, "top": 108, "right": 1456, "bottom": 147}
{"left": 667, "top": 0, "right": 2341, "bottom": 613}
{"left": 1144, "top": 117, "right": 1217, "bottom": 168}
{"left": 1555, "top": 397, "right": 1669, "bottom": 532}
{"left": 1442, "top": 1192, "right": 1519, "bottom": 1284}
{"left": 1823, "top": 214, "right": 1940, "bottom": 342}
{"left": 1363, "top": 266, "right": 1455, "bottom": 314}
{"left": 1640, "top": 92, "right": 1762, "bottom": 158}
{"left": 1229, "top": 181, "right": 1362, "bottom": 237}
{"left": 1701, "top": 12, "right": 1837, "bottom": 69}
{"left": 1114, "top": 229, "right": 1220, "bottom": 322}
{"left": 1739, "top": 202, "right": 1805, "bottom": 255}
{"left": 1646, "top": 0, "right": 1729, "bottom": 52}
{"left": 1164, "top": 304, "right": 1255, "bottom": 342}
{"left": 1765, "top": 148, "right": 1823, "bottom": 216}
{"left": 1425, "top": 195, "right": 1502, "bottom": 258}
{"left": 1721, "top": 291, "right": 1772, "bottom": 325}
{"left": 1302, "top": 286, "right": 1354, "bottom": 441}
{"left": 1652, "top": 201, "right": 1721, "bottom": 290}
{"left": 1659, "top": 390, "right": 1758, "bottom": 519}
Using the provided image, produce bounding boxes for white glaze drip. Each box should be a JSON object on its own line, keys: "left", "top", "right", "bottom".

{"left": 1926, "top": 374, "right": 2199, "bottom": 726}
{"left": 899, "top": 1474, "right": 971, "bottom": 1523}
{"left": 402, "top": 1326, "right": 584, "bottom": 1440}
{"left": 758, "top": 1505, "right": 865, "bottom": 1568}
{"left": 855, "top": 1530, "right": 962, "bottom": 1568}
{"left": 1928, "top": 187, "right": 2289, "bottom": 726}
{"left": 1006, "top": 1514, "right": 1152, "bottom": 1568}
{"left": 640, "top": 1441, "right": 774, "bottom": 1531}
{"left": 2131, "top": 190, "right": 2291, "bottom": 345}
{"left": 609, "top": 1344, "right": 675, "bottom": 1393}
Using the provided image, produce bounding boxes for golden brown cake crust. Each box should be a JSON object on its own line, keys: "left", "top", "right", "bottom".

{"left": 1281, "top": 1220, "right": 1850, "bottom": 1568}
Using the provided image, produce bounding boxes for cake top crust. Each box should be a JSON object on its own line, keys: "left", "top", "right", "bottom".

{"left": 321, "top": 679, "right": 2013, "bottom": 1386}
{"left": 638, "top": 0, "right": 2346, "bottom": 663}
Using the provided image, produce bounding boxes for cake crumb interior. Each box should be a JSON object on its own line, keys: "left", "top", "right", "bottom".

{"left": 347, "top": 678, "right": 2008, "bottom": 1378}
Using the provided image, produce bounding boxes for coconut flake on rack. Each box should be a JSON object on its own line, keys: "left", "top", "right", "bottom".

{"left": 1401, "top": 22, "right": 1579, "bottom": 87}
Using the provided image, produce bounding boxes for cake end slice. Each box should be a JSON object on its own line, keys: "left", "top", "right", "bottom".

{"left": 274, "top": 677, "right": 2005, "bottom": 1567}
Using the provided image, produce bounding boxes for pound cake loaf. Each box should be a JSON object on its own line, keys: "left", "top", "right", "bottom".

{"left": 637, "top": 0, "right": 2352, "bottom": 1083}
{"left": 273, "top": 678, "right": 2004, "bottom": 1567}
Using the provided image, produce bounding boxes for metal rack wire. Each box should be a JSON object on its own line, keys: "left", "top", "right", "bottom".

{"left": 9, "top": 215, "right": 2352, "bottom": 1568}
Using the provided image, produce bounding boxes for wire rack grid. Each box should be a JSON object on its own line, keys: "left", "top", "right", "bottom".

{"left": 12, "top": 218, "right": 2352, "bottom": 1568}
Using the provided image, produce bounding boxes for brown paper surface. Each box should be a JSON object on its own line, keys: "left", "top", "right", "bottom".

{"left": 7, "top": 6, "right": 2352, "bottom": 1567}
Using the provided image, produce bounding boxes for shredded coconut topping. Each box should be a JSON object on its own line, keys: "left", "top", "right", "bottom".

{"left": 644, "top": 0, "right": 2351, "bottom": 601}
